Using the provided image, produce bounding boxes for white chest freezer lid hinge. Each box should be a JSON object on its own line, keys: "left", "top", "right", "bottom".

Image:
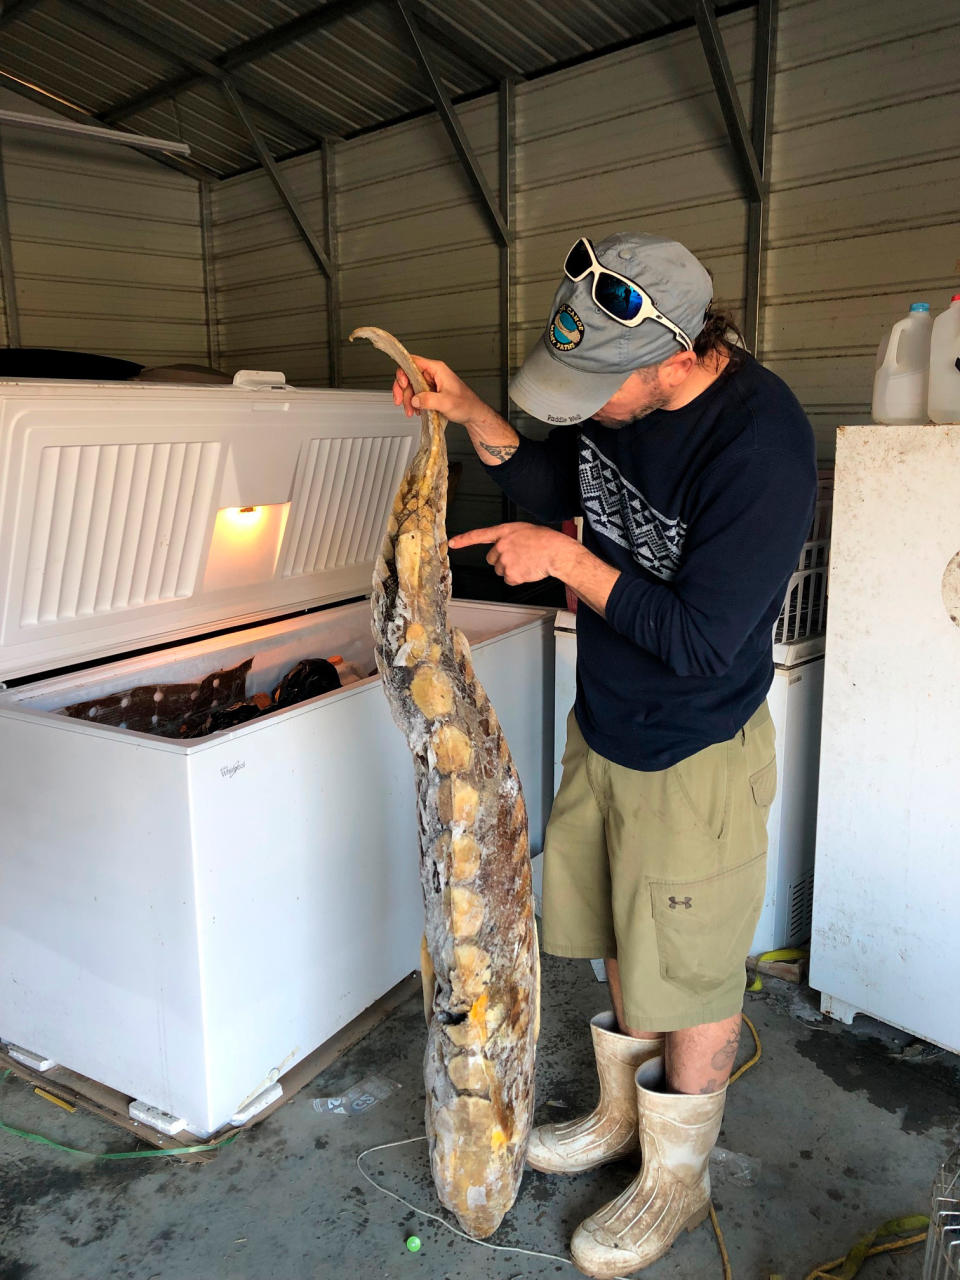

{"left": 0, "top": 374, "right": 418, "bottom": 682}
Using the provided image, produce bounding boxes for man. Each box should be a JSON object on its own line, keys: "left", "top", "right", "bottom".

{"left": 393, "top": 232, "right": 816, "bottom": 1278}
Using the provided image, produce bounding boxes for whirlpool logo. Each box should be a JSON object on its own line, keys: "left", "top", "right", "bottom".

{"left": 549, "top": 304, "right": 584, "bottom": 350}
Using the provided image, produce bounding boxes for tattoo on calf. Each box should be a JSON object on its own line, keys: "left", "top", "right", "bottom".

{"left": 479, "top": 442, "right": 518, "bottom": 462}
{"left": 709, "top": 1021, "right": 743, "bottom": 1075}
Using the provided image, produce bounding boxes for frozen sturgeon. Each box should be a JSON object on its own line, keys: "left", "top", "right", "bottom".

{"left": 350, "top": 326, "right": 538, "bottom": 1238}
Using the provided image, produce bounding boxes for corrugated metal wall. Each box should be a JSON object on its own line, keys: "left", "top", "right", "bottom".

{"left": 762, "top": 0, "right": 959, "bottom": 448}
{"left": 208, "top": 0, "right": 957, "bottom": 535}
{"left": 0, "top": 88, "right": 207, "bottom": 366}
{"left": 210, "top": 97, "right": 502, "bottom": 541}
{"left": 516, "top": 0, "right": 959, "bottom": 457}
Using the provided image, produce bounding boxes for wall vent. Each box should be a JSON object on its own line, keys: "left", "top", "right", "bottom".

{"left": 788, "top": 871, "right": 815, "bottom": 945}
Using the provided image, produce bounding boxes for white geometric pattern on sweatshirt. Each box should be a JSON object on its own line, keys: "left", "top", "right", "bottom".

{"left": 578, "top": 437, "right": 687, "bottom": 581}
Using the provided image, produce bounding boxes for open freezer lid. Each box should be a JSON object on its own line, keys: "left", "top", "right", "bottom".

{"left": 0, "top": 373, "right": 418, "bottom": 682}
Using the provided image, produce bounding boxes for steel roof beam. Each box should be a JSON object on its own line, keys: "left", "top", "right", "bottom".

{"left": 100, "top": 70, "right": 198, "bottom": 127}
{"left": 61, "top": 0, "right": 327, "bottom": 147}
{"left": 220, "top": 77, "right": 332, "bottom": 279}
{"left": 744, "top": 0, "right": 777, "bottom": 354}
{"left": 321, "top": 137, "right": 341, "bottom": 386}
{"left": 498, "top": 77, "right": 515, "bottom": 423}
{"left": 199, "top": 181, "right": 220, "bottom": 370}
{"left": 396, "top": 0, "right": 510, "bottom": 248}
{"left": 101, "top": 0, "right": 379, "bottom": 127}
{"left": 693, "top": 0, "right": 762, "bottom": 203}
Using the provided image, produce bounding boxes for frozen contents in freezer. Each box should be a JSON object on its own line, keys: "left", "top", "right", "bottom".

{"left": 273, "top": 658, "right": 341, "bottom": 708}
{"left": 57, "top": 652, "right": 345, "bottom": 739}
{"left": 61, "top": 658, "right": 253, "bottom": 736}
{"left": 177, "top": 690, "right": 273, "bottom": 738}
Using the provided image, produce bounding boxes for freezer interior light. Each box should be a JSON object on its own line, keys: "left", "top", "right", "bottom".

{"left": 225, "top": 505, "right": 263, "bottom": 526}
{"left": 202, "top": 502, "right": 291, "bottom": 592}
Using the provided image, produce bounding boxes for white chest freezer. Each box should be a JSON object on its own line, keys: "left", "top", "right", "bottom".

{"left": 810, "top": 423, "right": 960, "bottom": 1052}
{"left": 0, "top": 373, "right": 554, "bottom": 1136}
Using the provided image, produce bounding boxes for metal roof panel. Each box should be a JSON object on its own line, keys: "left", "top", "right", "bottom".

{"left": 0, "top": 0, "right": 737, "bottom": 177}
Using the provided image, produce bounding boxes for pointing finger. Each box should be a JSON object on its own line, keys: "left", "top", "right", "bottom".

{"left": 447, "top": 524, "right": 508, "bottom": 549}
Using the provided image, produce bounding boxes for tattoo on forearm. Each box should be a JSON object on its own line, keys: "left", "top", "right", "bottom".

{"left": 478, "top": 441, "right": 518, "bottom": 462}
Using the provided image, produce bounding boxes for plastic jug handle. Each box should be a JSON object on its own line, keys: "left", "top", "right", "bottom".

{"left": 881, "top": 317, "right": 909, "bottom": 372}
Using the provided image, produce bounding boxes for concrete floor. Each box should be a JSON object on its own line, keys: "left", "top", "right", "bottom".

{"left": 2, "top": 954, "right": 958, "bottom": 1280}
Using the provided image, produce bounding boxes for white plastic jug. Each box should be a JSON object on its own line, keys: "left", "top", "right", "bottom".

{"left": 872, "top": 302, "right": 932, "bottom": 425}
{"left": 928, "top": 294, "right": 960, "bottom": 424}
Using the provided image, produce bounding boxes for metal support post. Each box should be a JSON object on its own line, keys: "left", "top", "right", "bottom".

{"left": 396, "top": 0, "right": 510, "bottom": 248}
{"left": 321, "top": 138, "right": 341, "bottom": 387}
{"left": 695, "top": 0, "right": 777, "bottom": 355}
{"left": 199, "top": 182, "right": 220, "bottom": 370}
{"left": 498, "top": 79, "right": 518, "bottom": 524}
{"left": 220, "top": 78, "right": 332, "bottom": 279}
{"left": 498, "top": 78, "right": 515, "bottom": 418}
{"left": 744, "top": 0, "right": 777, "bottom": 355}
{"left": 0, "top": 129, "right": 22, "bottom": 347}
{"left": 693, "top": 0, "right": 762, "bottom": 202}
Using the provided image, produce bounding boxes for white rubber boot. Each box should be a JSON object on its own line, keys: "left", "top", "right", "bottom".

{"left": 525, "top": 1013, "right": 662, "bottom": 1175}
{"left": 570, "top": 1057, "right": 725, "bottom": 1278}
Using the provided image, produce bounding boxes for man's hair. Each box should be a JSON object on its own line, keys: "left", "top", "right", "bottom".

{"left": 692, "top": 306, "right": 748, "bottom": 372}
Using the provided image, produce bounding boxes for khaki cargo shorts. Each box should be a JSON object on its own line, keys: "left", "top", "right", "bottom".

{"left": 542, "top": 703, "right": 776, "bottom": 1032}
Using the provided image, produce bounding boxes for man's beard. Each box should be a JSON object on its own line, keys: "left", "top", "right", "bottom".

{"left": 593, "top": 369, "right": 670, "bottom": 426}
{"left": 623, "top": 392, "right": 670, "bottom": 422}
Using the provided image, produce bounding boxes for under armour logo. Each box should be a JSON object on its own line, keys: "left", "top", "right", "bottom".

{"left": 668, "top": 896, "right": 693, "bottom": 910}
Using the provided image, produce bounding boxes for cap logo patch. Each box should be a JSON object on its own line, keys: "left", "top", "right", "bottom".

{"left": 549, "top": 304, "right": 583, "bottom": 351}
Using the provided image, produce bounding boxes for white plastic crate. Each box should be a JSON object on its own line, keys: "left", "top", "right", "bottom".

{"left": 924, "top": 1147, "right": 960, "bottom": 1280}
{"left": 774, "top": 470, "right": 833, "bottom": 645}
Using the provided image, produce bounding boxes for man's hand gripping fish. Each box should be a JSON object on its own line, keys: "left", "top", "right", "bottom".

{"left": 350, "top": 326, "right": 539, "bottom": 1238}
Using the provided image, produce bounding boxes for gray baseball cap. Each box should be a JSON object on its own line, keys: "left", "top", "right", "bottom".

{"left": 509, "top": 232, "right": 713, "bottom": 425}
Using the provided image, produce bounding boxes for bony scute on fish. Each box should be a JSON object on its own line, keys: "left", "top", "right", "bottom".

{"left": 450, "top": 833, "right": 481, "bottom": 881}
{"left": 447, "top": 1053, "right": 489, "bottom": 1093}
{"left": 431, "top": 723, "right": 473, "bottom": 774}
{"left": 410, "top": 667, "right": 454, "bottom": 719}
{"left": 448, "top": 886, "right": 485, "bottom": 938}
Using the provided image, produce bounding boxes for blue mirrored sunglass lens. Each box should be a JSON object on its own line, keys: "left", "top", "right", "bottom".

{"left": 564, "top": 241, "right": 593, "bottom": 278}
{"left": 595, "top": 273, "right": 644, "bottom": 320}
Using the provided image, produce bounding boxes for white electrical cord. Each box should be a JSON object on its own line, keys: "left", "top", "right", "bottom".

{"left": 356, "top": 1134, "right": 633, "bottom": 1280}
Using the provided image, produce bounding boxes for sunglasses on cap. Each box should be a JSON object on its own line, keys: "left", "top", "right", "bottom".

{"left": 563, "top": 237, "right": 693, "bottom": 351}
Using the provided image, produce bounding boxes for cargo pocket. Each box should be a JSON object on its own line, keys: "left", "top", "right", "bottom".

{"left": 649, "top": 852, "right": 766, "bottom": 993}
{"left": 749, "top": 757, "right": 777, "bottom": 811}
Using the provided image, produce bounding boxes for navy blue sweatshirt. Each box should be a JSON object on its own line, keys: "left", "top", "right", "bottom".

{"left": 486, "top": 355, "right": 817, "bottom": 771}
